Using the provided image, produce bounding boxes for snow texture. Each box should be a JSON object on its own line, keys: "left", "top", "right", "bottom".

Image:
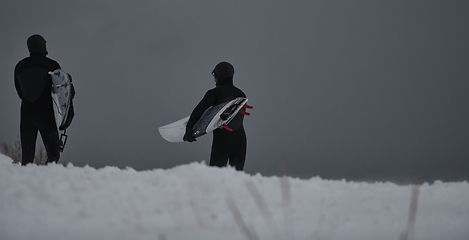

{"left": 0, "top": 154, "right": 468, "bottom": 240}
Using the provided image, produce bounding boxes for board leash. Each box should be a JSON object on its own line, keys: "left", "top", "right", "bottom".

{"left": 58, "top": 130, "right": 68, "bottom": 152}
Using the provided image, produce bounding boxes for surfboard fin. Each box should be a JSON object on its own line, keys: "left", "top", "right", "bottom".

{"left": 239, "top": 109, "right": 250, "bottom": 116}
{"left": 239, "top": 104, "right": 252, "bottom": 115}
{"left": 243, "top": 104, "right": 253, "bottom": 109}
{"left": 222, "top": 123, "right": 233, "bottom": 132}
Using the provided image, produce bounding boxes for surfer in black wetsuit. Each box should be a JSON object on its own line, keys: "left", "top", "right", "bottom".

{"left": 14, "top": 34, "right": 63, "bottom": 165}
{"left": 184, "top": 62, "right": 248, "bottom": 170}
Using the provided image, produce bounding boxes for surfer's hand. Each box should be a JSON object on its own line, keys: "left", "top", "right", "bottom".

{"left": 183, "top": 128, "right": 196, "bottom": 142}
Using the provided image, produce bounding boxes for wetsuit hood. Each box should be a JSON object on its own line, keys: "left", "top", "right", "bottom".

{"left": 213, "top": 62, "right": 234, "bottom": 86}
{"left": 27, "top": 34, "right": 48, "bottom": 56}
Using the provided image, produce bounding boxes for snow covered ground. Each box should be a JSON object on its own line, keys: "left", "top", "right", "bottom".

{"left": 0, "top": 154, "right": 468, "bottom": 240}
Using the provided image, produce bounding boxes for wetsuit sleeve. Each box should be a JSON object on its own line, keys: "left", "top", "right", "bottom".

{"left": 186, "top": 89, "right": 217, "bottom": 128}
{"left": 14, "top": 62, "right": 24, "bottom": 99}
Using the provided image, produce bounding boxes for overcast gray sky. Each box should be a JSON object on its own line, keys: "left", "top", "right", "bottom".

{"left": 1, "top": 0, "right": 467, "bottom": 183}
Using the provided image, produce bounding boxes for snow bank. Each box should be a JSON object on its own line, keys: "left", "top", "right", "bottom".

{"left": 0, "top": 154, "right": 468, "bottom": 240}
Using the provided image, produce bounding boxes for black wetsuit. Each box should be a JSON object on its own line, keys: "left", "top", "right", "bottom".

{"left": 14, "top": 35, "right": 61, "bottom": 165}
{"left": 185, "top": 62, "right": 247, "bottom": 170}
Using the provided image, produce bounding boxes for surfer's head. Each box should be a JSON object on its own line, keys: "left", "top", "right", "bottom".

{"left": 212, "top": 62, "right": 234, "bottom": 86}
{"left": 27, "top": 34, "right": 48, "bottom": 56}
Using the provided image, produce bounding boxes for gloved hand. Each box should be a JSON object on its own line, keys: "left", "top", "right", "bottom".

{"left": 183, "top": 127, "right": 196, "bottom": 142}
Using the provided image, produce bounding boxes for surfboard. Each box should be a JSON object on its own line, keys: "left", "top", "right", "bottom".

{"left": 159, "top": 97, "right": 251, "bottom": 143}
{"left": 49, "top": 69, "right": 72, "bottom": 151}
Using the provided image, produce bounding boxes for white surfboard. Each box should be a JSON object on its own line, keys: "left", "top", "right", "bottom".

{"left": 158, "top": 116, "right": 190, "bottom": 143}
{"left": 159, "top": 97, "right": 250, "bottom": 143}
{"left": 49, "top": 69, "right": 72, "bottom": 130}
{"left": 49, "top": 69, "right": 72, "bottom": 151}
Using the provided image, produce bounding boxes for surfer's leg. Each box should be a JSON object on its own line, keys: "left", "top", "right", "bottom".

{"left": 210, "top": 130, "right": 233, "bottom": 167}
{"left": 228, "top": 127, "right": 247, "bottom": 171}
{"left": 20, "top": 118, "right": 38, "bottom": 165}
{"left": 38, "top": 118, "right": 60, "bottom": 164}
{"left": 210, "top": 143, "right": 230, "bottom": 167}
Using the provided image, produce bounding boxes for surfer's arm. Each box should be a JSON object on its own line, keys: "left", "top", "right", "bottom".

{"left": 184, "top": 89, "right": 216, "bottom": 142}
{"left": 68, "top": 74, "right": 76, "bottom": 99}
{"left": 186, "top": 90, "right": 216, "bottom": 129}
{"left": 14, "top": 64, "right": 24, "bottom": 99}
{"left": 14, "top": 77, "right": 24, "bottom": 99}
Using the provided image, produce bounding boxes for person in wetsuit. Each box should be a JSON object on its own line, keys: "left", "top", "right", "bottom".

{"left": 14, "top": 34, "right": 66, "bottom": 165}
{"left": 183, "top": 62, "right": 248, "bottom": 170}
